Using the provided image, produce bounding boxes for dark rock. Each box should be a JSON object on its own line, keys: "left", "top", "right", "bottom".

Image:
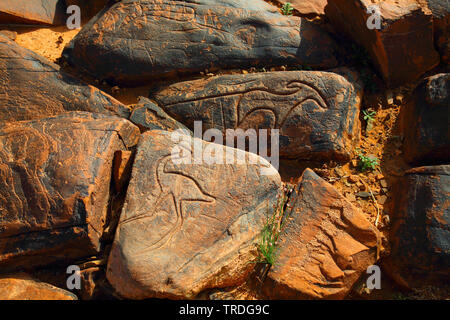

{"left": 0, "top": 112, "right": 140, "bottom": 271}
{"left": 426, "top": 0, "right": 450, "bottom": 64}
{"left": 325, "top": 0, "right": 440, "bottom": 87}
{"left": 384, "top": 165, "right": 450, "bottom": 289}
{"left": 0, "top": 0, "right": 66, "bottom": 26}
{"left": 107, "top": 130, "right": 282, "bottom": 299}
{"left": 65, "top": 0, "right": 111, "bottom": 22}
{"left": 400, "top": 73, "right": 450, "bottom": 165}
{"left": 0, "top": 34, "right": 130, "bottom": 123}
{"left": 63, "top": 0, "right": 338, "bottom": 85}
{"left": 152, "top": 70, "right": 362, "bottom": 161}
{"left": 264, "top": 169, "right": 380, "bottom": 299}
{"left": 129, "top": 97, "right": 191, "bottom": 133}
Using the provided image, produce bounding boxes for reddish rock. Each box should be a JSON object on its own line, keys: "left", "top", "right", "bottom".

{"left": 63, "top": 0, "right": 338, "bottom": 85}
{"left": 0, "top": 274, "right": 77, "bottom": 300}
{"left": 107, "top": 130, "right": 282, "bottom": 299}
{"left": 0, "top": 112, "right": 140, "bottom": 271}
{"left": 153, "top": 70, "right": 362, "bottom": 161}
{"left": 400, "top": 73, "right": 450, "bottom": 165}
{"left": 0, "top": 34, "right": 130, "bottom": 123}
{"left": 129, "top": 97, "right": 191, "bottom": 133}
{"left": 384, "top": 166, "right": 450, "bottom": 289}
{"left": 264, "top": 168, "right": 381, "bottom": 299}
{"left": 0, "top": 0, "right": 66, "bottom": 25}
{"left": 326, "top": 0, "right": 440, "bottom": 87}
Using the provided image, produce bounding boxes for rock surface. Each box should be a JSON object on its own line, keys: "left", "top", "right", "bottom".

{"left": 0, "top": 34, "right": 130, "bottom": 123}
{"left": 280, "top": 0, "right": 328, "bottom": 16}
{"left": 426, "top": 0, "right": 449, "bottom": 64}
{"left": 129, "top": 97, "right": 191, "bottom": 133}
{"left": 0, "top": 0, "right": 66, "bottom": 25}
{"left": 0, "top": 274, "right": 77, "bottom": 300}
{"left": 264, "top": 168, "right": 381, "bottom": 299}
{"left": 0, "top": 112, "right": 140, "bottom": 271}
{"left": 65, "top": 0, "right": 111, "bottom": 21}
{"left": 107, "top": 130, "right": 282, "bottom": 299}
{"left": 400, "top": 73, "right": 450, "bottom": 165}
{"left": 63, "top": 0, "right": 338, "bottom": 85}
{"left": 153, "top": 70, "right": 362, "bottom": 161}
{"left": 326, "top": 0, "right": 440, "bottom": 87}
{"left": 384, "top": 166, "right": 450, "bottom": 289}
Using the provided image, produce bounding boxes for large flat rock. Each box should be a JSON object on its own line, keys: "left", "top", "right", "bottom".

{"left": 0, "top": 112, "right": 140, "bottom": 271}
{"left": 0, "top": 34, "right": 130, "bottom": 123}
{"left": 0, "top": 0, "right": 66, "bottom": 25}
{"left": 63, "top": 0, "right": 338, "bottom": 85}
{"left": 152, "top": 70, "right": 362, "bottom": 161}
{"left": 264, "top": 169, "right": 380, "bottom": 299}
{"left": 384, "top": 165, "right": 450, "bottom": 289}
{"left": 107, "top": 130, "right": 282, "bottom": 299}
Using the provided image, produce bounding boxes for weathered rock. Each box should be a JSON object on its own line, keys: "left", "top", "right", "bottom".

{"left": 264, "top": 168, "right": 381, "bottom": 299}
{"left": 107, "top": 130, "right": 282, "bottom": 299}
{"left": 129, "top": 97, "right": 191, "bottom": 133}
{"left": 63, "top": 0, "right": 338, "bottom": 85}
{"left": 426, "top": 0, "right": 450, "bottom": 64}
{"left": 183, "top": 0, "right": 278, "bottom": 12}
{"left": 0, "top": 30, "right": 17, "bottom": 40}
{"left": 384, "top": 166, "right": 450, "bottom": 289}
{"left": 280, "top": 0, "right": 328, "bottom": 16}
{"left": 0, "top": 0, "right": 66, "bottom": 25}
{"left": 65, "top": 0, "right": 111, "bottom": 21}
{"left": 0, "top": 112, "right": 140, "bottom": 271}
{"left": 0, "top": 34, "right": 130, "bottom": 123}
{"left": 0, "top": 274, "right": 77, "bottom": 300}
{"left": 153, "top": 70, "right": 362, "bottom": 161}
{"left": 400, "top": 73, "right": 450, "bottom": 165}
{"left": 326, "top": 0, "right": 440, "bottom": 87}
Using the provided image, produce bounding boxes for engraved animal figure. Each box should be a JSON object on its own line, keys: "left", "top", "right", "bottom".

{"left": 121, "top": 153, "right": 215, "bottom": 251}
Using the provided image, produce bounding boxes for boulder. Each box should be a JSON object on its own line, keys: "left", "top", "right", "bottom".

{"left": 0, "top": 0, "right": 66, "bottom": 26}
{"left": 264, "top": 168, "right": 381, "bottom": 299}
{"left": 63, "top": 0, "right": 338, "bottom": 85}
{"left": 426, "top": 0, "right": 450, "bottom": 64}
{"left": 384, "top": 166, "right": 450, "bottom": 289}
{"left": 152, "top": 70, "right": 362, "bottom": 161}
{"left": 183, "top": 0, "right": 278, "bottom": 12}
{"left": 400, "top": 73, "right": 450, "bottom": 165}
{"left": 107, "top": 130, "right": 282, "bottom": 299}
{"left": 129, "top": 97, "right": 191, "bottom": 133}
{"left": 0, "top": 274, "right": 77, "bottom": 300}
{"left": 0, "top": 34, "right": 130, "bottom": 123}
{"left": 0, "top": 112, "right": 140, "bottom": 271}
{"left": 326, "top": 0, "right": 440, "bottom": 87}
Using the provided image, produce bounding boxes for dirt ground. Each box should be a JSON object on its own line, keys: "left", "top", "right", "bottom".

{"left": 2, "top": 21, "right": 447, "bottom": 300}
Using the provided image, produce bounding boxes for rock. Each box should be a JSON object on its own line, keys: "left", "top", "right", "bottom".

{"left": 63, "top": 0, "right": 338, "bottom": 85}
{"left": 426, "top": 0, "right": 450, "bottom": 64}
{"left": 0, "top": 274, "right": 77, "bottom": 300}
{"left": 106, "top": 130, "right": 282, "bottom": 299}
{"left": 0, "top": 34, "right": 130, "bottom": 123}
{"left": 129, "top": 97, "right": 191, "bottom": 133}
{"left": 0, "top": 29, "right": 17, "bottom": 40}
{"left": 65, "top": 0, "right": 111, "bottom": 21}
{"left": 0, "top": 0, "right": 66, "bottom": 25}
{"left": 400, "top": 73, "right": 450, "bottom": 165}
{"left": 264, "top": 169, "right": 380, "bottom": 299}
{"left": 0, "top": 112, "right": 140, "bottom": 271}
{"left": 183, "top": 0, "right": 278, "bottom": 12}
{"left": 152, "top": 70, "right": 362, "bottom": 161}
{"left": 326, "top": 0, "right": 440, "bottom": 87}
{"left": 281, "top": 0, "right": 328, "bottom": 16}
{"left": 113, "top": 150, "right": 134, "bottom": 193}
{"left": 384, "top": 165, "right": 449, "bottom": 289}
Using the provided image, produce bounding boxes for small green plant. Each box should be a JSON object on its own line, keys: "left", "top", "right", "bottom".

{"left": 256, "top": 184, "right": 293, "bottom": 266}
{"left": 281, "top": 2, "right": 294, "bottom": 16}
{"left": 363, "top": 109, "right": 376, "bottom": 123}
{"left": 355, "top": 149, "right": 379, "bottom": 172}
